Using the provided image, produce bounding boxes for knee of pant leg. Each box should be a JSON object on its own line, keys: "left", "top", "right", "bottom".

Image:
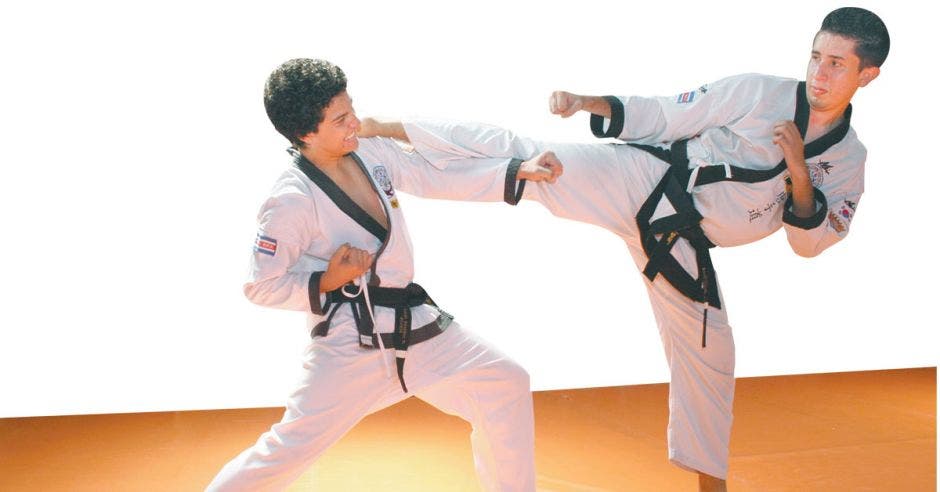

{"left": 501, "top": 359, "right": 531, "bottom": 395}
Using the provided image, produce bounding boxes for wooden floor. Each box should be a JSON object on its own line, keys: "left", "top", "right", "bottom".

{"left": 0, "top": 368, "right": 934, "bottom": 491}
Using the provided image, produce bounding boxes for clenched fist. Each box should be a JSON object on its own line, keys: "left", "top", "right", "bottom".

{"left": 549, "top": 91, "right": 584, "bottom": 118}
{"left": 519, "top": 151, "right": 564, "bottom": 184}
{"left": 320, "top": 243, "right": 373, "bottom": 292}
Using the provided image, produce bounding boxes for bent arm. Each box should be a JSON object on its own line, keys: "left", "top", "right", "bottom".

{"left": 244, "top": 194, "right": 324, "bottom": 312}
{"left": 783, "top": 154, "right": 864, "bottom": 258}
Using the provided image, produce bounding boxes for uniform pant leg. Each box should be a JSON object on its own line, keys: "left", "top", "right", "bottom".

{"left": 401, "top": 323, "right": 536, "bottom": 492}
{"left": 524, "top": 141, "right": 734, "bottom": 477}
{"left": 519, "top": 141, "right": 665, "bottom": 239}
{"left": 411, "top": 123, "right": 732, "bottom": 478}
{"left": 206, "top": 338, "right": 410, "bottom": 491}
{"left": 625, "top": 239, "right": 736, "bottom": 480}
{"left": 406, "top": 120, "right": 664, "bottom": 238}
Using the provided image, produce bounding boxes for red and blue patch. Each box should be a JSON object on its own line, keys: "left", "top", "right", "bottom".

{"left": 676, "top": 91, "right": 695, "bottom": 104}
{"left": 254, "top": 234, "right": 278, "bottom": 256}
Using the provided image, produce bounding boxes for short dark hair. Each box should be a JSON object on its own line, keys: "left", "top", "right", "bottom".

{"left": 264, "top": 59, "right": 347, "bottom": 147}
{"left": 819, "top": 7, "right": 890, "bottom": 69}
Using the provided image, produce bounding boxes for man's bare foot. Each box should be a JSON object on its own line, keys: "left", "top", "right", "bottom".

{"left": 698, "top": 473, "right": 727, "bottom": 492}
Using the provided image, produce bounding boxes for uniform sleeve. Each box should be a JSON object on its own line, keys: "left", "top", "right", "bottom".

{"left": 591, "top": 74, "right": 770, "bottom": 144}
{"left": 243, "top": 192, "right": 327, "bottom": 313}
{"left": 357, "top": 133, "right": 521, "bottom": 203}
{"left": 782, "top": 152, "right": 865, "bottom": 258}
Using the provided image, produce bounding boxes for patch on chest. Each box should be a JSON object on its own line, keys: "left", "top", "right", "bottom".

{"left": 372, "top": 165, "right": 395, "bottom": 198}
{"left": 372, "top": 165, "right": 399, "bottom": 208}
{"left": 806, "top": 160, "right": 834, "bottom": 187}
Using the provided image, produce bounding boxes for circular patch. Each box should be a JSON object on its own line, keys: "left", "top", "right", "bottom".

{"left": 372, "top": 165, "right": 394, "bottom": 198}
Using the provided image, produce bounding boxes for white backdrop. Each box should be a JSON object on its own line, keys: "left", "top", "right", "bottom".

{"left": 1, "top": 1, "right": 934, "bottom": 418}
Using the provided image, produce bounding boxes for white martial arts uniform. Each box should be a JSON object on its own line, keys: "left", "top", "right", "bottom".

{"left": 207, "top": 137, "right": 535, "bottom": 492}
{"left": 400, "top": 73, "right": 865, "bottom": 479}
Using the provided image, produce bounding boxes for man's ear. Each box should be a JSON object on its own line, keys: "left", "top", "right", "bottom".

{"left": 297, "top": 131, "right": 316, "bottom": 146}
{"left": 858, "top": 66, "right": 880, "bottom": 88}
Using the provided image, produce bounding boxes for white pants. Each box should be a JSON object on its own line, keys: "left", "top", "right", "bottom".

{"left": 522, "top": 141, "right": 736, "bottom": 479}
{"left": 206, "top": 322, "right": 535, "bottom": 491}
{"left": 409, "top": 122, "right": 735, "bottom": 479}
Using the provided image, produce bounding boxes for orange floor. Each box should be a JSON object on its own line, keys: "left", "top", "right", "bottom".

{"left": 0, "top": 367, "right": 934, "bottom": 491}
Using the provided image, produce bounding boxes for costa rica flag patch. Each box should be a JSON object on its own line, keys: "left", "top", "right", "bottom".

{"left": 255, "top": 234, "right": 278, "bottom": 256}
{"left": 676, "top": 91, "right": 695, "bottom": 104}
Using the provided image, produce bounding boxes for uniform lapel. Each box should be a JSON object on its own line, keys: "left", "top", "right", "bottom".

{"left": 293, "top": 152, "right": 389, "bottom": 243}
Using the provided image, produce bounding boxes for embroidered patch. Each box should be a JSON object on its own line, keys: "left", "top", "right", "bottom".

{"left": 676, "top": 91, "right": 695, "bottom": 104}
{"left": 838, "top": 200, "right": 855, "bottom": 221}
{"left": 827, "top": 211, "right": 846, "bottom": 233}
{"left": 807, "top": 161, "right": 833, "bottom": 187}
{"left": 254, "top": 234, "right": 277, "bottom": 256}
{"left": 698, "top": 84, "right": 709, "bottom": 94}
{"left": 372, "top": 165, "right": 395, "bottom": 198}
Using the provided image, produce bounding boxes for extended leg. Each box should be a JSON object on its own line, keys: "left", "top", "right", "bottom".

{"left": 206, "top": 343, "right": 409, "bottom": 491}
{"left": 406, "top": 324, "right": 536, "bottom": 492}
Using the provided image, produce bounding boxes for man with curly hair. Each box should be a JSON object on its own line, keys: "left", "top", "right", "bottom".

{"left": 360, "top": 7, "right": 889, "bottom": 491}
{"left": 206, "top": 59, "right": 561, "bottom": 491}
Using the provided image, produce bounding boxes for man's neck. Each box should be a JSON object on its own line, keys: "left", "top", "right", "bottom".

{"left": 300, "top": 146, "right": 344, "bottom": 170}
{"left": 809, "top": 104, "right": 849, "bottom": 133}
{"left": 807, "top": 105, "right": 847, "bottom": 141}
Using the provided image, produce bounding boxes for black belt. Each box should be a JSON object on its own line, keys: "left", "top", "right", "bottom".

{"left": 632, "top": 141, "right": 720, "bottom": 348}
{"left": 626, "top": 82, "right": 852, "bottom": 347}
{"left": 312, "top": 282, "right": 451, "bottom": 392}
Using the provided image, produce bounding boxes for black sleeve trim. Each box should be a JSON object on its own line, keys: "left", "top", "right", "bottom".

{"left": 308, "top": 271, "right": 328, "bottom": 315}
{"left": 783, "top": 187, "right": 828, "bottom": 229}
{"left": 504, "top": 158, "right": 527, "bottom": 205}
{"left": 589, "top": 96, "right": 625, "bottom": 139}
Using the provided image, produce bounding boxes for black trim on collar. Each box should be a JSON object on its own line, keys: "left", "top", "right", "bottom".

{"left": 590, "top": 96, "right": 625, "bottom": 139}
{"left": 783, "top": 187, "right": 828, "bottom": 229}
{"left": 293, "top": 152, "right": 389, "bottom": 242}
{"left": 794, "top": 81, "right": 810, "bottom": 140}
{"left": 797, "top": 81, "right": 853, "bottom": 159}
{"left": 348, "top": 152, "right": 391, "bottom": 286}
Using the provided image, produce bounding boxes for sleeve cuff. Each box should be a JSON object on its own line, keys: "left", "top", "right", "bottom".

{"left": 308, "top": 271, "right": 328, "bottom": 315}
{"left": 589, "top": 96, "right": 625, "bottom": 139}
{"left": 504, "top": 158, "right": 527, "bottom": 205}
{"left": 783, "top": 187, "right": 828, "bottom": 229}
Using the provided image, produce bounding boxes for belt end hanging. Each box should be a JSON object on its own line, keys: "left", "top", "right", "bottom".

{"left": 701, "top": 303, "right": 709, "bottom": 348}
{"left": 395, "top": 356, "right": 408, "bottom": 393}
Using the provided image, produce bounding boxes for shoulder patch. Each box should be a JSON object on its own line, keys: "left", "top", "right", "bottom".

{"left": 676, "top": 91, "right": 695, "bottom": 104}
{"left": 254, "top": 234, "right": 278, "bottom": 256}
{"left": 827, "top": 211, "right": 847, "bottom": 234}
{"left": 838, "top": 200, "right": 855, "bottom": 222}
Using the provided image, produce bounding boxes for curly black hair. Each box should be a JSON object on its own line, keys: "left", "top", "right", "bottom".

{"left": 819, "top": 7, "right": 890, "bottom": 69}
{"left": 264, "top": 59, "right": 347, "bottom": 147}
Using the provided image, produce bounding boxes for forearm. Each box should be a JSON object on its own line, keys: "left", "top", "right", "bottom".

{"left": 788, "top": 171, "right": 816, "bottom": 218}
{"left": 580, "top": 95, "right": 613, "bottom": 118}
{"left": 360, "top": 118, "right": 409, "bottom": 142}
{"left": 318, "top": 269, "right": 349, "bottom": 292}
